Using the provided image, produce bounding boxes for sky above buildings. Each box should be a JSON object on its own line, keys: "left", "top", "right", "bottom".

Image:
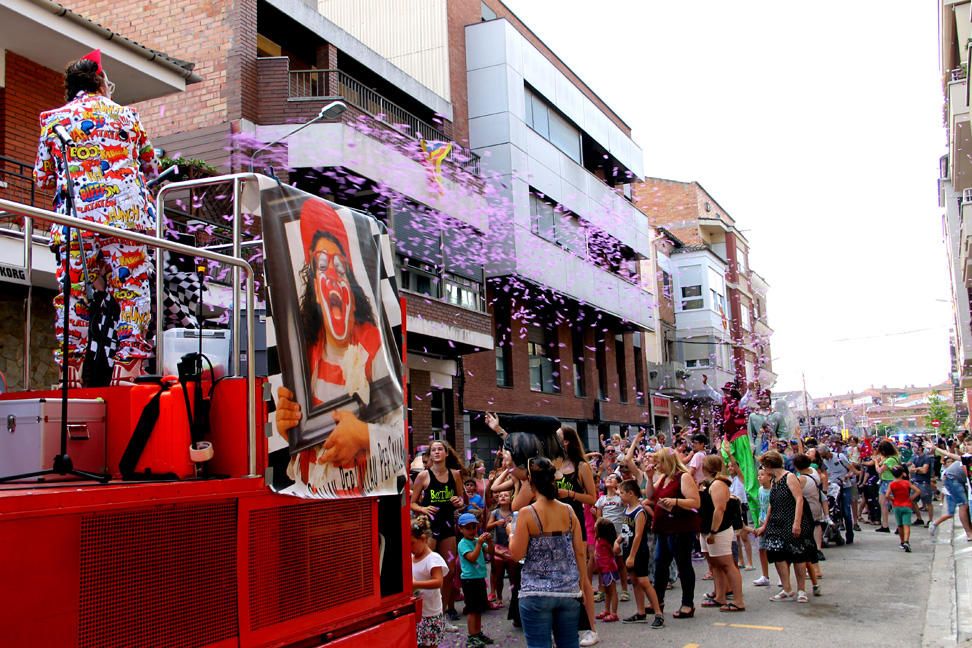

{"left": 504, "top": 0, "right": 951, "bottom": 396}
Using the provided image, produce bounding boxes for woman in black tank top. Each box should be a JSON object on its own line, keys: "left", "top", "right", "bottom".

{"left": 410, "top": 440, "right": 466, "bottom": 620}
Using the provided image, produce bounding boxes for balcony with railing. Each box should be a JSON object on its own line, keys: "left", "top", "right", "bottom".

{"left": 256, "top": 58, "right": 480, "bottom": 177}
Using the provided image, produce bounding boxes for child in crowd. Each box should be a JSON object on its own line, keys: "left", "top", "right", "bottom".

{"left": 458, "top": 513, "right": 493, "bottom": 647}
{"left": 595, "top": 473, "right": 630, "bottom": 602}
{"left": 594, "top": 518, "right": 621, "bottom": 622}
{"left": 463, "top": 479, "right": 485, "bottom": 518}
{"left": 618, "top": 480, "right": 664, "bottom": 629}
{"left": 888, "top": 466, "right": 922, "bottom": 552}
{"left": 752, "top": 468, "right": 773, "bottom": 586}
{"left": 486, "top": 490, "right": 514, "bottom": 608}
{"left": 729, "top": 459, "right": 755, "bottom": 571}
{"left": 411, "top": 517, "right": 449, "bottom": 648}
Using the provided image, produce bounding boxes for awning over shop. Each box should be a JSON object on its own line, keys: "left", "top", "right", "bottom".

{"left": 0, "top": 0, "right": 200, "bottom": 104}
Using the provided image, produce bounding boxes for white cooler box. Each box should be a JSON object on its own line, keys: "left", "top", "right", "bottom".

{"left": 0, "top": 398, "right": 107, "bottom": 477}
{"left": 162, "top": 328, "right": 230, "bottom": 378}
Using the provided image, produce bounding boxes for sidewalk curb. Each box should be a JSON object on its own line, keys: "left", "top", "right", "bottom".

{"left": 923, "top": 520, "right": 957, "bottom": 648}
{"left": 923, "top": 520, "right": 972, "bottom": 647}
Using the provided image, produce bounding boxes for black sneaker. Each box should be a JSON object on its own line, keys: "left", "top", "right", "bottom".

{"left": 904, "top": 542, "right": 912, "bottom": 553}
{"left": 622, "top": 613, "right": 648, "bottom": 624}
{"left": 446, "top": 609, "right": 460, "bottom": 621}
{"left": 876, "top": 527, "right": 891, "bottom": 533}
{"left": 476, "top": 633, "right": 495, "bottom": 645}
{"left": 467, "top": 635, "right": 485, "bottom": 648}
{"left": 650, "top": 615, "right": 665, "bottom": 629}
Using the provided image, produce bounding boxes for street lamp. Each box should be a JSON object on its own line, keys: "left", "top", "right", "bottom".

{"left": 249, "top": 100, "right": 348, "bottom": 173}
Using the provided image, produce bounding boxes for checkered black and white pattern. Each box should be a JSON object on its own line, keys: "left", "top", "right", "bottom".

{"left": 162, "top": 264, "right": 205, "bottom": 329}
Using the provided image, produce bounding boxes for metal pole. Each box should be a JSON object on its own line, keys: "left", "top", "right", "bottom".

{"left": 0, "top": 198, "right": 260, "bottom": 460}
{"left": 231, "top": 177, "right": 242, "bottom": 377}
{"left": 802, "top": 371, "right": 811, "bottom": 436}
{"left": 246, "top": 271, "right": 256, "bottom": 477}
{"left": 155, "top": 186, "right": 166, "bottom": 375}
{"left": 22, "top": 216, "right": 32, "bottom": 390}
{"left": 154, "top": 173, "right": 261, "bottom": 375}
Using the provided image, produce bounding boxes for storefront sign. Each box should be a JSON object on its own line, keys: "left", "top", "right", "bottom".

{"left": 652, "top": 394, "right": 671, "bottom": 417}
{"left": 0, "top": 263, "right": 28, "bottom": 285}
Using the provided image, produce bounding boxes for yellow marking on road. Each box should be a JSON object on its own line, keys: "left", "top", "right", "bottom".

{"left": 683, "top": 644, "right": 701, "bottom": 648}
{"left": 712, "top": 622, "right": 784, "bottom": 631}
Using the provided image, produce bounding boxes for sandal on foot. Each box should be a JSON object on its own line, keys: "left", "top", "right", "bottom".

{"left": 720, "top": 602, "right": 746, "bottom": 612}
{"left": 701, "top": 598, "right": 724, "bottom": 608}
{"left": 672, "top": 607, "right": 695, "bottom": 619}
{"left": 770, "top": 590, "right": 794, "bottom": 602}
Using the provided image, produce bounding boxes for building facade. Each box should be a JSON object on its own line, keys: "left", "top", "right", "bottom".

{"left": 940, "top": 0, "right": 972, "bottom": 421}
{"left": 459, "top": 10, "right": 655, "bottom": 455}
{"left": 633, "top": 177, "right": 775, "bottom": 436}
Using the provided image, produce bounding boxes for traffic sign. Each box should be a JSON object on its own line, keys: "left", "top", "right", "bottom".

{"left": 932, "top": 419, "right": 941, "bottom": 428}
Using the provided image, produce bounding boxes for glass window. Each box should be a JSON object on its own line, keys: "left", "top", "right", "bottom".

{"left": 548, "top": 109, "right": 581, "bottom": 164}
{"left": 633, "top": 334, "right": 645, "bottom": 405}
{"left": 740, "top": 303, "right": 751, "bottom": 331}
{"left": 572, "top": 328, "right": 586, "bottom": 397}
{"left": 530, "top": 193, "right": 556, "bottom": 242}
{"left": 444, "top": 273, "right": 483, "bottom": 311}
{"left": 399, "top": 257, "right": 438, "bottom": 297}
{"left": 681, "top": 285, "right": 703, "bottom": 310}
{"left": 615, "top": 334, "right": 628, "bottom": 403}
{"left": 596, "top": 336, "right": 608, "bottom": 400}
{"left": 678, "top": 265, "right": 704, "bottom": 311}
{"left": 661, "top": 270, "right": 673, "bottom": 299}
{"left": 524, "top": 87, "right": 583, "bottom": 162}
{"left": 528, "top": 325, "right": 559, "bottom": 393}
{"left": 526, "top": 91, "right": 550, "bottom": 138}
{"left": 443, "top": 225, "right": 484, "bottom": 281}
{"left": 392, "top": 205, "right": 441, "bottom": 266}
{"left": 557, "top": 210, "right": 587, "bottom": 256}
{"left": 495, "top": 304, "right": 512, "bottom": 387}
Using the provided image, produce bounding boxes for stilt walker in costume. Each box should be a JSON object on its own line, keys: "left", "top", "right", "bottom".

{"left": 746, "top": 388, "right": 787, "bottom": 452}
{"left": 34, "top": 50, "right": 158, "bottom": 386}
{"left": 719, "top": 382, "right": 761, "bottom": 520}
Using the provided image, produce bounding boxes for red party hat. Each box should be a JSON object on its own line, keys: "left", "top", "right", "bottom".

{"left": 82, "top": 49, "right": 103, "bottom": 73}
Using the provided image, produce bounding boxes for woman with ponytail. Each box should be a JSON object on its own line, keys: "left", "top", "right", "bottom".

{"left": 511, "top": 456, "right": 587, "bottom": 648}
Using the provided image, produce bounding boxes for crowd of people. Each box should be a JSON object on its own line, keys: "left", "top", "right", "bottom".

{"left": 408, "top": 388, "right": 972, "bottom": 648}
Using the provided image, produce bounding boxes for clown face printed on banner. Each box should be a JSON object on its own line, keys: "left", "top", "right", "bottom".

{"left": 295, "top": 199, "right": 385, "bottom": 411}
{"left": 261, "top": 183, "right": 405, "bottom": 499}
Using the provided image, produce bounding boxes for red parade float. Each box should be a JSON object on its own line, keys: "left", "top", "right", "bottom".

{"left": 0, "top": 174, "right": 417, "bottom": 648}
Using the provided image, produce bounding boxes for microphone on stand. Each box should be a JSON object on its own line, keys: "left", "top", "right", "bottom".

{"left": 53, "top": 124, "right": 74, "bottom": 145}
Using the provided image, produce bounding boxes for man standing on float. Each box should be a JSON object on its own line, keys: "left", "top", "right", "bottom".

{"left": 34, "top": 50, "right": 159, "bottom": 386}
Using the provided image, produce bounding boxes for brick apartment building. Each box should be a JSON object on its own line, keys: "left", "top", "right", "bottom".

{"left": 633, "top": 177, "right": 776, "bottom": 436}
{"left": 51, "top": 0, "right": 509, "bottom": 458}
{"left": 0, "top": 0, "right": 199, "bottom": 390}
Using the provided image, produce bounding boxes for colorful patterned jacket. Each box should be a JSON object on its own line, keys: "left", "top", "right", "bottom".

{"left": 34, "top": 91, "right": 159, "bottom": 242}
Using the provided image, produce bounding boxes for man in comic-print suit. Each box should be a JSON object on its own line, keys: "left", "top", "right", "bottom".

{"left": 34, "top": 50, "right": 158, "bottom": 386}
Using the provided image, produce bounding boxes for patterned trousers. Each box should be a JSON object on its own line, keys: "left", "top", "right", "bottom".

{"left": 53, "top": 234, "right": 153, "bottom": 364}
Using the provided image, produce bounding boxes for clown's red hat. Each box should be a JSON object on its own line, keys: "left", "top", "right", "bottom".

{"left": 299, "top": 198, "right": 351, "bottom": 266}
{"left": 82, "top": 49, "right": 103, "bottom": 74}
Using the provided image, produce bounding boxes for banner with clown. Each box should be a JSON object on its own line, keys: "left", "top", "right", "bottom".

{"left": 261, "top": 182, "right": 406, "bottom": 499}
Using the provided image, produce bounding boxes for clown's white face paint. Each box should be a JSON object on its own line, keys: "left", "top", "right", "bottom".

{"left": 312, "top": 237, "right": 354, "bottom": 346}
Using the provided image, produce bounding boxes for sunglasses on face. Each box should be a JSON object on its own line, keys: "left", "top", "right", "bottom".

{"left": 314, "top": 251, "right": 348, "bottom": 276}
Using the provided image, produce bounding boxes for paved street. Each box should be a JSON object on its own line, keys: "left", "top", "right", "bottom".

{"left": 445, "top": 523, "right": 940, "bottom": 647}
